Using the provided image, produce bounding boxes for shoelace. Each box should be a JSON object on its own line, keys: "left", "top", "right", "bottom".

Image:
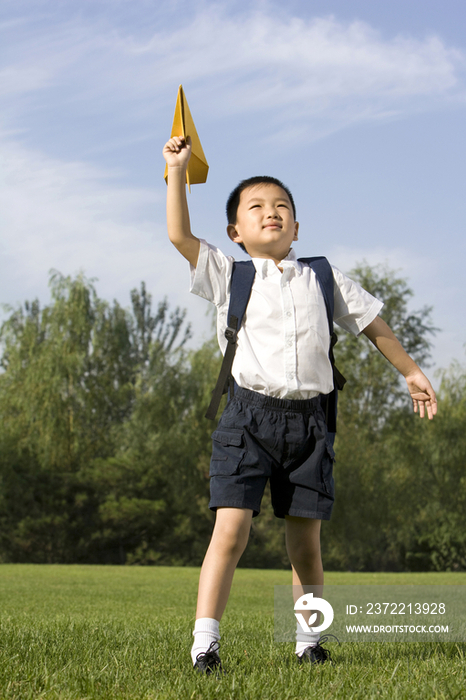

{"left": 311, "top": 634, "right": 340, "bottom": 661}
{"left": 195, "top": 641, "right": 221, "bottom": 666}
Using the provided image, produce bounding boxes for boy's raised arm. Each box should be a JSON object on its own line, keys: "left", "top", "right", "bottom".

{"left": 362, "top": 315, "right": 437, "bottom": 419}
{"left": 163, "top": 136, "right": 200, "bottom": 267}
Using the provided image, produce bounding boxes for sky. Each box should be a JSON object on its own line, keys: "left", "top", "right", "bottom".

{"left": 1, "top": 0, "right": 465, "bottom": 384}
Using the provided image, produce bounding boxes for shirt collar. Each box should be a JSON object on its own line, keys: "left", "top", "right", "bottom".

{"left": 251, "top": 248, "right": 301, "bottom": 280}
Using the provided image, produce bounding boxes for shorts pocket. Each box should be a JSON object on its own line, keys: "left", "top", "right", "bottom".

{"left": 325, "top": 442, "right": 335, "bottom": 462}
{"left": 210, "top": 428, "right": 246, "bottom": 476}
{"left": 321, "top": 442, "right": 335, "bottom": 496}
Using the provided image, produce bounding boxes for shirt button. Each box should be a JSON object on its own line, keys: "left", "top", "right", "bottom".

{"left": 286, "top": 311, "right": 292, "bottom": 317}
{"left": 287, "top": 339, "right": 293, "bottom": 347}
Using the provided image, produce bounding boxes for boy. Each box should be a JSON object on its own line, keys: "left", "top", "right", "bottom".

{"left": 162, "top": 135, "right": 437, "bottom": 673}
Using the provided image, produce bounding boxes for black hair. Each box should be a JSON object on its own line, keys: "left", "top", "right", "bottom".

{"left": 226, "top": 176, "right": 296, "bottom": 254}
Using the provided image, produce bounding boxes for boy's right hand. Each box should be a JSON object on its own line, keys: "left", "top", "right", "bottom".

{"left": 163, "top": 135, "right": 192, "bottom": 170}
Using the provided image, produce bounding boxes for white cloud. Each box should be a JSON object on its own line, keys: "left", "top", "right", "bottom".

{"left": 328, "top": 244, "right": 428, "bottom": 278}
{"left": 0, "top": 135, "right": 190, "bottom": 316}
{"left": 1, "top": 6, "right": 464, "bottom": 141}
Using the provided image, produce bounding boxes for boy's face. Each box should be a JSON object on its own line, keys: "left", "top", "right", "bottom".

{"left": 227, "top": 184, "right": 299, "bottom": 262}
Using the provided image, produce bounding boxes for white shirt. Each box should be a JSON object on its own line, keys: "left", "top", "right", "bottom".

{"left": 190, "top": 239, "right": 383, "bottom": 399}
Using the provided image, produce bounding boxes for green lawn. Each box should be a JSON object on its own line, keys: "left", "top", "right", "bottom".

{"left": 0, "top": 565, "right": 465, "bottom": 699}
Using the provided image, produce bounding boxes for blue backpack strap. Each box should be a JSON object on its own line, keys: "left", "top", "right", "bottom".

{"left": 227, "top": 260, "right": 256, "bottom": 331}
{"left": 205, "top": 261, "right": 256, "bottom": 420}
{"left": 299, "top": 256, "right": 346, "bottom": 436}
{"left": 298, "top": 257, "right": 334, "bottom": 334}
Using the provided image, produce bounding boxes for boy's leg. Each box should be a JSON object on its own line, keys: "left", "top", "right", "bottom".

{"left": 192, "top": 507, "right": 253, "bottom": 666}
{"left": 285, "top": 516, "right": 324, "bottom": 657}
{"left": 285, "top": 515, "right": 323, "bottom": 589}
{"left": 197, "top": 507, "right": 253, "bottom": 619}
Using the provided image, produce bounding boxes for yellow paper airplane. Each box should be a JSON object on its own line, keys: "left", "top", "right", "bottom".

{"left": 164, "top": 85, "right": 209, "bottom": 191}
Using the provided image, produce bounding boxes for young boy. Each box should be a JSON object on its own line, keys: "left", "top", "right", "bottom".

{"left": 162, "top": 135, "right": 437, "bottom": 673}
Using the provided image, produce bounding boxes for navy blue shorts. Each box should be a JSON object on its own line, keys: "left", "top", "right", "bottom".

{"left": 209, "top": 387, "right": 335, "bottom": 520}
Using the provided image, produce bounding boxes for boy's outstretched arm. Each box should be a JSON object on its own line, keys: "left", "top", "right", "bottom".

{"left": 362, "top": 316, "right": 437, "bottom": 419}
{"left": 163, "top": 136, "right": 200, "bottom": 267}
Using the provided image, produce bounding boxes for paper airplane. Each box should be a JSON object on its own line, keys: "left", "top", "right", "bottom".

{"left": 164, "top": 85, "right": 209, "bottom": 191}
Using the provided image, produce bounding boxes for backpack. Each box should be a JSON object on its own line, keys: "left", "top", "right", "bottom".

{"left": 205, "top": 257, "right": 346, "bottom": 437}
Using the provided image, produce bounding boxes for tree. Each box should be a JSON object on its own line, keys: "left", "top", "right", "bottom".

{"left": 389, "top": 361, "right": 466, "bottom": 571}
{"left": 1, "top": 264, "right": 458, "bottom": 571}
{"left": 79, "top": 336, "right": 221, "bottom": 565}
{"left": 322, "top": 263, "right": 438, "bottom": 571}
{"left": 0, "top": 272, "right": 190, "bottom": 562}
{"left": 335, "top": 262, "right": 437, "bottom": 427}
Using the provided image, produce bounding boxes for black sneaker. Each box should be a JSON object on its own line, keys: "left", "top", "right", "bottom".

{"left": 297, "top": 635, "right": 339, "bottom": 665}
{"left": 194, "top": 641, "right": 222, "bottom": 675}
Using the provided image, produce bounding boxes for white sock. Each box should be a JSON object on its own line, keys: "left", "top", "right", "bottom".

{"left": 295, "top": 622, "right": 320, "bottom": 657}
{"left": 191, "top": 618, "right": 221, "bottom": 666}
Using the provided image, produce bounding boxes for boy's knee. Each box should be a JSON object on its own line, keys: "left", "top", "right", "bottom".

{"left": 288, "top": 538, "right": 321, "bottom": 565}
{"left": 212, "top": 509, "right": 252, "bottom": 557}
{"left": 286, "top": 520, "right": 322, "bottom": 564}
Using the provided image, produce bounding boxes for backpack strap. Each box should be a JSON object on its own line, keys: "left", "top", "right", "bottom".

{"left": 205, "top": 261, "right": 256, "bottom": 420}
{"left": 299, "top": 257, "right": 334, "bottom": 331}
{"left": 299, "top": 256, "right": 346, "bottom": 434}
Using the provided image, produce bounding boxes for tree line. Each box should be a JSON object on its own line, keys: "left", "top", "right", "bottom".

{"left": 0, "top": 266, "right": 464, "bottom": 571}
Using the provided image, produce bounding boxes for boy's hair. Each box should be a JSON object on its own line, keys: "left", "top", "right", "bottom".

{"left": 226, "top": 176, "right": 297, "bottom": 254}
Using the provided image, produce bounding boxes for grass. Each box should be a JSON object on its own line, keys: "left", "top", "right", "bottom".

{"left": 0, "top": 565, "right": 465, "bottom": 699}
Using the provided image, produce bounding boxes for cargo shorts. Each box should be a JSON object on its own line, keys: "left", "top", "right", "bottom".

{"left": 209, "top": 387, "right": 335, "bottom": 520}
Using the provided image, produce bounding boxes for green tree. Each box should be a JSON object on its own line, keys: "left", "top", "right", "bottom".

{"left": 389, "top": 361, "right": 466, "bottom": 571}
{"left": 1, "top": 263, "right": 456, "bottom": 572}
{"left": 79, "top": 337, "right": 220, "bottom": 565}
{"left": 335, "top": 262, "right": 437, "bottom": 427}
{"left": 322, "top": 263, "right": 438, "bottom": 571}
{"left": 0, "top": 272, "right": 189, "bottom": 563}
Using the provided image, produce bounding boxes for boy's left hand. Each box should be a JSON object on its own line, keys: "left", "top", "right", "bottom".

{"left": 404, "top": 370, "right": 437, "bottom": 419}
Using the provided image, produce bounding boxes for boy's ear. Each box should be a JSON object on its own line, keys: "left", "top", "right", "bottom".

{"left": 294, "top": 221, "right": 299, "bottom": 240}
{"left": 227, "top": 224, "right": 241, "bottom": 243}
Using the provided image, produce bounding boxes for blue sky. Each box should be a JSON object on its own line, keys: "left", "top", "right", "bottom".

{"left": 1, "top": 0, "right": 465, "bottom": 383}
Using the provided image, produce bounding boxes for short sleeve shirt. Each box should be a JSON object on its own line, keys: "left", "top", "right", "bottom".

{"left": 190, "top": 239, "right": 383, "bottom": 399}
